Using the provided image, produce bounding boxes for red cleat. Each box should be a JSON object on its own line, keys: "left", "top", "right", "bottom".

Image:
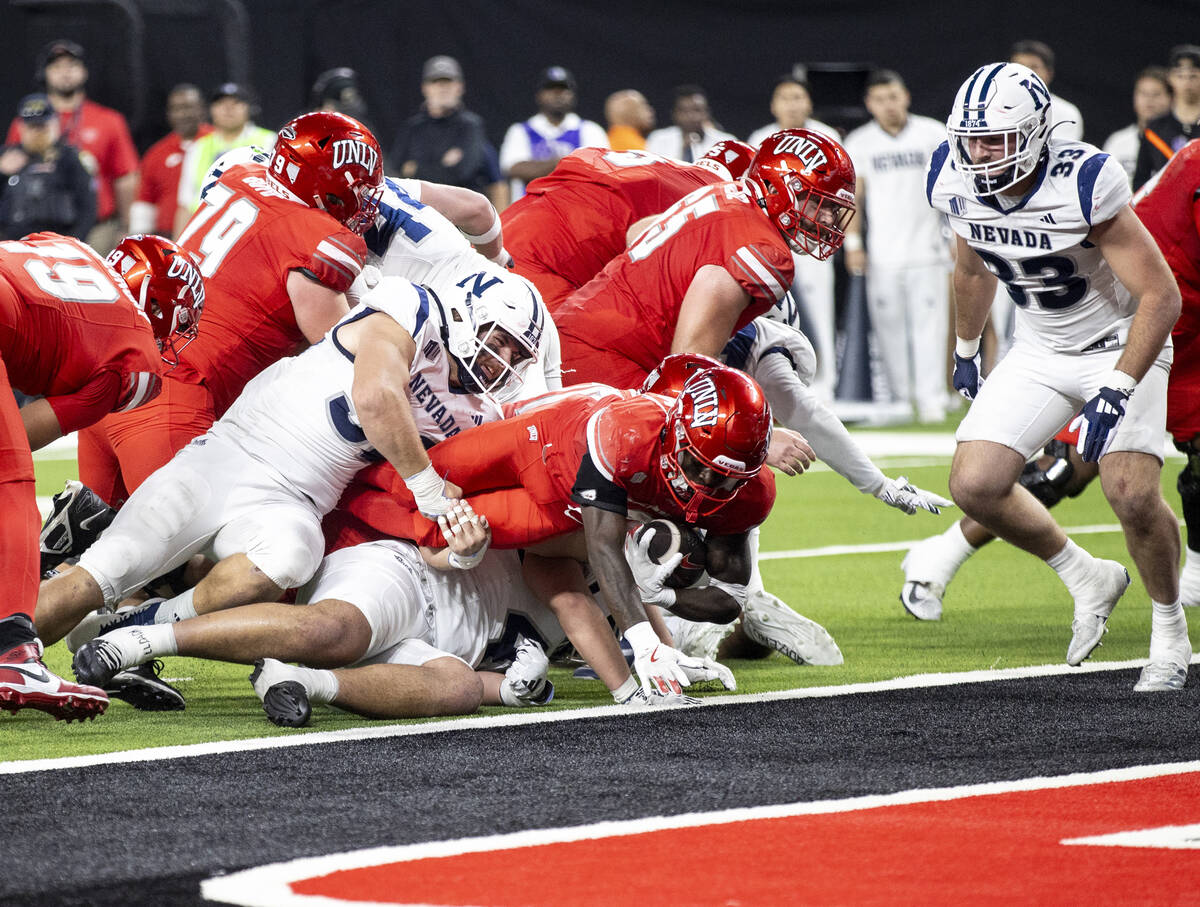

{"left": 0, "top": 640, "right": 108, "bottom": 722}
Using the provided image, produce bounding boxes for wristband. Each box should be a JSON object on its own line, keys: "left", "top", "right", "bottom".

{"left": 611, "top": 676, "right": 639, "bottom": 704}
{"left": 955, "top": 336, "right": 981, "bottom": 359}
{"left": 490, "top": 245, "right": 513, "bottom": 267}
{"left": 403, "top": 462, "right": 446, "bottom": 509}
{"left": 842, "top": 233, "right": 863, "bottom": 253}
{"left": 623, "top": 620, "right": 659, "bottom": 654}
{"left": 1103, "top": 369, "right": 1137, "bottom": 393}
{"left": 462, "top": 207, "right": 501, "bottom": 244}
{"left": 448, "top": 538, "right": 489, "bottom": 570}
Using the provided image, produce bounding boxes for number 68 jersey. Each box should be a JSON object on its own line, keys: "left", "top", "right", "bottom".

{"left": 927, "top": 138, "right": 1137, "bottom": 353}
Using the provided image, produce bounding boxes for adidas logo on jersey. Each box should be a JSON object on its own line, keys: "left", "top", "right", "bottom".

{"left": 967, "top": 222, "right": 1052, "bottom": 250}
{"left": 1040, "top": 213, "right": 1057, "bottom": 224}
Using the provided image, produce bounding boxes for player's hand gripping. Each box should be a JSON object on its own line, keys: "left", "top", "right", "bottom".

{"left": 404, "top": 462, "right": 464, "bottom": 519}
{"left": 624, "top": 621, "right": 692, "bottom": 699}
{"left": 437, "top": 500, "right": 490, "bottom": 569}
{"left": 1070, "top": 371, "right": 1136, "bottom": 462}
{"left": 767, "top": 428, "right": 816, "bottom": 476}
{"left": 875, "top": 476, "right": 954, "bottom": 515}
{"left": 623, "top": 527, "right": 682, "bottom": 606}
{"left": 675, "top": 653, "right": 736, "bottom": 690}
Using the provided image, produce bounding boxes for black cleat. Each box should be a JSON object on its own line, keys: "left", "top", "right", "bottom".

{"left": 105, "top": 660, "right": 185, "bottom": 711}
{"left": 39, "top": 481, "right": 115, "bottom": 573}
{"left": 250, "top": 659, "right": 312, "bottom": 728}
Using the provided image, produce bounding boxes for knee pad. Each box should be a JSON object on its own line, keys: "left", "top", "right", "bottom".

{"left": 1018, "top": 440, "right": 1075, "bottom": 508}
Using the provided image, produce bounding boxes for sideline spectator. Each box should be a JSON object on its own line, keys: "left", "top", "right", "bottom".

{"left": 645, "top": 85, "right": 733, "bottom": 162}
{"left": 1134, "top": 45, "right": 1200, "bottom": 190}
{"left": 173, "top": 82, "right": 275, "bottom": 234}
{"left": 604, "top": 89, "right": 655, "bottom": 151}
{"left": 390, "top": 56, "right": 505, "bottom": 208}
{"left": 130, "top": 84, "right": 211, "bottom": 236}
{"left": 500, "top": 66, "right": 608, "bottom": 200}
{"left": 0, "top": 93, "right": 95, "bottom": 240}
{"left": 748, "top": 76, "right": 837, "bottom": 146}
{"left": 1010, "top": 39, "right": 1084, "bottom": 140}
{"left": 1103, "top": 68, "right": 1172, "bottom": 187}
{"left": 748, "top": 76, "right": 840, "bottom": 399}
{"left": 5, "top": 39, "right": 137, "bottom": 254}
{"left": 311, "top": 67, "right": 369, "bottom": 125}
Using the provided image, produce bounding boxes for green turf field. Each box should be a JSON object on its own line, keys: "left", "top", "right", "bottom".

{"left": 5, "top": 433, "right": 1185, "bottom": 763}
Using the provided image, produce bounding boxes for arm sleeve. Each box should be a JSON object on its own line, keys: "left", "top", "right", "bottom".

{"left": 751, "top": 352, "right": 886, "bottom": 495}
{"left": 305, "top": 229, "right": 368, "bottom": 292}
{"left": 570, "top": 452, "right": 628, "bottom": 514}
{"left": 44, "top": 369, "right": 123, "bottom": 434}
{"left": 1085, "top": 154, "right": 1133, "bottom": 226}
{"left": 725, "top": 241, "right": 793, "bottom": 305}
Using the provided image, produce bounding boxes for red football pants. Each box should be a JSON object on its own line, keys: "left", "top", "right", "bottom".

{"left": 0, "top": 356, "right": 42, "bottom": 622}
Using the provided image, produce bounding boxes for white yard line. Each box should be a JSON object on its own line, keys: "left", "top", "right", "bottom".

{"left": 3, "top": 656, "right": 1185, "bottom": 776}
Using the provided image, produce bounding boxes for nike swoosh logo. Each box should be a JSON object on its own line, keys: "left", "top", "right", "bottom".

{"left": 78, "top": 511, "right": 108, "bottom": 531}
{"left": 2, "top": 663, "right": 52, "bottom": 684}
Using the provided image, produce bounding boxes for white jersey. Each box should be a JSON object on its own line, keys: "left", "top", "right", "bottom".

{"left": 212, "top": 282, "right": 491, "bottom": 513}
{"left": 843, "top": 115, "right": 950, "bottom": 267}
{"left": 927, "top": 137, "right": 1135, "bottom": 353}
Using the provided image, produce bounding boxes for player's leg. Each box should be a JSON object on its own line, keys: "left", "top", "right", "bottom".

{"left": 1166, "top": 310, "right": 1200, "bottom": 607}
{"left": 863, "top": 263, "right": 911, "bottom": 411}
{"left": 909, "top": 264, "right": 951, "bottom": 423}
{"left": 1176, "top": 438, "right": 1200, "bottom": 607}
{"left": 0, "top": 359, "right": 107, "bottom": 719}
{"left": 75, "top": 422, "right": 127, "bottom": 509}
{"left": 1095, "top": 360, "right": 1190, "bottom": 690}
{"left": 250, "top": 644, "right": 482, "bottom": 726}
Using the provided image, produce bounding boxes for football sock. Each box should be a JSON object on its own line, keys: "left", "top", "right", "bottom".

{"left": 105, "top": 625, "right": 177, "bottom": 671}
{"left": 155, "top": 588, "right": 197, "bottom": 624}
{"left": 307, "top": 667, "right": 339, "bottom": 705}
{"left": 1148, "top": 599, "right": 1190, "bottom": 662}
{"left": 1047, "top": 539, "right": 1096, "bottom": 597}
{"left": 940, "top": 521, "right": 978, "bottom": 570}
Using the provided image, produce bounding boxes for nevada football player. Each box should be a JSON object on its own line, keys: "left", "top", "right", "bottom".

{"left": 928, "top": 62, "right": 1188, "bottom": 690}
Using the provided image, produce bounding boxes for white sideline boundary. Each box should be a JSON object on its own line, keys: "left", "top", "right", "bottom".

{"left": 3, "top": 656, "right": 1187, "bottom": 776}
{"left": 199, "top": 758, "right": 1200, "bottom": 907}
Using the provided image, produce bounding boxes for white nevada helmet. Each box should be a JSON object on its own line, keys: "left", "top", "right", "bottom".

{"left": 947, "top": 62, "right": 1052, "bottom": 196}
{"left": 440, "top": 262, "right": 547, "bottom": 404}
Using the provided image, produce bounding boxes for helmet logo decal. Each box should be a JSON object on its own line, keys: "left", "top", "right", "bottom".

{"left": 686, "top": 376, "right": 720, "bottom": 428}
{"left": 166, "top": 254, "right": 205, "bottom": 307}
{"left": 331, "top": 138, "right": 379, "bottom": 173}
{"left": 770, "top": 133, "right": 828, "bottom": 174}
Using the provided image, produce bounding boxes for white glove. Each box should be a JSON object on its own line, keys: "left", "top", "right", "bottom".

{"left": 404, "top": 463, "right": 457, "bottom": 519}
{"left": 875, "top": 476, "right": 954, "bottom": 515}
{"left": 676, "top": 654, "right": 736, "bottom": 691}
{"left": 498, "top": 637, "right": 554, "bottom": 707}
{"left": 625, "top": 621, "right": 691, "bottom": 698}
{"left": 623, "top": 527, "right": 681, "bottom": 606}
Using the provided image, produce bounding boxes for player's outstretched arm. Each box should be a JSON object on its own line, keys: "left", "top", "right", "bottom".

{"left": 417, "top": 180, "right": 506, "bottom": 263}
{"left": 671, "top": 266, "right": 753, "bottom": 359}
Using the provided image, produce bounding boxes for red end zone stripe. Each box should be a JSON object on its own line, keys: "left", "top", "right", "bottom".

{"left": 288, "top": 772, "right": 1200, "bottom": 906}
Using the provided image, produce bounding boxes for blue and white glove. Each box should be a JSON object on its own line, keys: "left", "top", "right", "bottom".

{"left": 875, "top": 476, "right": 955, "bottom": 515}
{"left": 952, "top": 337, "right": 983, "bottom": 400}
{"left": 1070, "top": 371, "right": 1136, "bottom": 462}
{"left": 499, "top": 636, "right": 554, "bottom": 707}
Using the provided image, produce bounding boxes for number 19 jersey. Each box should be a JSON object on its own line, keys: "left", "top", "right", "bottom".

{"left": 927, "top": 138, "right": 1135, "bottom": 352}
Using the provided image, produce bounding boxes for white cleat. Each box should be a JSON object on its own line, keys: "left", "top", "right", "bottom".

{"left": 742, "top": 591, "right": 843, "bottom": 666}
{"left": 672, "top": 620, "right": 736, "bottom": 661}
{"left": 1134, "top": 638, "right": 1193, "bottom": 692}
{"left": 900, "top": 581, "right": 944, "bottom": 621}
{"left": 1180, "top": 552, "right": 1200, "bottom": 609}
{"left": 1066, "top": 560, "right": 1130, "bottom": 666}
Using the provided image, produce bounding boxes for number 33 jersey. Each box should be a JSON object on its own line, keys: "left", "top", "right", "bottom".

{"left": 175, "top": 160, "right": 368, "bottom": 417}
{"left": 927, "top": 138, "right": 1135, "bottom": 353}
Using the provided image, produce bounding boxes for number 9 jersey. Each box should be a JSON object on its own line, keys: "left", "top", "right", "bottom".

{"left": 927, "top": 137, "right": 1136, "bottom": 353}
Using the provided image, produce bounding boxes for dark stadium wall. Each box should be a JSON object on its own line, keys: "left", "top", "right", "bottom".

{"left": 0, "top": 0, "right": 1196, "bottom": 154}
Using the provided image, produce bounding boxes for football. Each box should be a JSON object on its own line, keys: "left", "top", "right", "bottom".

{"left": 635, "top": 519, "right": 707, "bottom": 588}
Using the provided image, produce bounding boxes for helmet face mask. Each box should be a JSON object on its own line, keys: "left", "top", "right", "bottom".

{"left": 442, "top": 270, "right": 546, "bottom": 404}
{"left": 659, "top": 367, "right": 773, "bottom": 520}
{"left": 106, "top": 234, "right": 205, "bottom": 368}
{"left": 948, "top": 63, "right": 1052, "bottom": 196}
{"left": 746, "top": 128, "right": 856, "bottom": 261}
{"left": 269, "top": 111, "right": 384, "bottom": 235}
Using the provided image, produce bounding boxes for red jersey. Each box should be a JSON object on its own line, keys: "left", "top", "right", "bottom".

{"left": 0, "top": 233, "right": 161, "bottom": 432}
{"left": 134, "top": 126, "right": 213, "bottom": 235}
{"left": 333, "top": 384, "right": 775, "bottom": 551}
{"left": 553, "top": 181, "right": 794, "bottom": 385}
{"left": 502, "top": 148, "right": 719, "bottom": 301}
{"left": 8, "top": 99, "right": 139, "bottom": 222}
{"left": 173, "top": 161, "right": 368, "bottom": 416}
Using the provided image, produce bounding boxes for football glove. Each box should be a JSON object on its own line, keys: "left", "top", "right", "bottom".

{"left": 498, "top": 637, "right": 554, "bottom": 707}
{"left": 952, "top": 351, "right": 982, "bottom": 400}
{"left": 404, "top": 463, "right": 457, "bottom": 519}
{"left": 676, "top": 654, "right": 736, "bottom": 691}
{"left": 625, "top": 621, "right": 691, "bottom": 699}
{"left": 875, "top": 476, "right": 954, "bottom": 515}
{"left": 623, "top": 527, "right": 682, "bottom": 606}
{"left": 1070, "top": 373, "right": 1136, "bottom": 462}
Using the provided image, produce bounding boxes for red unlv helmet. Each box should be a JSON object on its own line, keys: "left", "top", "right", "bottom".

{"left": 746, "top": 128, "right": 855, "bottom": 260}
{"left": 641, "top": 352, "right": 724, "bottom": 397}
{"left": 660, "top": 367, "right": 773, "bottom": 520}
{"left": 106, "top": 234, "right": 205, "bottom": 367}
{"left": 695, "top": 140, "right": 757, "bottom": 181}
{"left": 269, "top": 111, "right": 384, "bottom": 234}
